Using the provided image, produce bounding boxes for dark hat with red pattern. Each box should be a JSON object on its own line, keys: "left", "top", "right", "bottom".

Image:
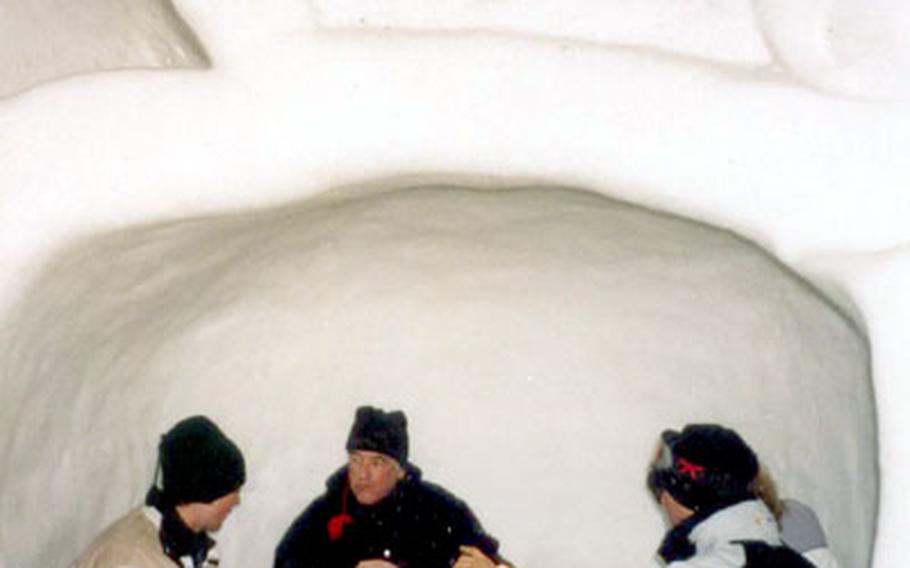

{"left": 647, "top": 423, "right": 758, "bottom": 513}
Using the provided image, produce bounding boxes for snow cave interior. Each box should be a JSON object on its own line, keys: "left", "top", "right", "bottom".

{"left": 1, "top": 1, "right": 908, "bottom": 567}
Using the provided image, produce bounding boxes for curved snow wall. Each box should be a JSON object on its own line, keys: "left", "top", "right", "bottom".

{"left": 0, "top": 185, "right": 875, "bottom": 567}
{"left": 0, "top": 0, "right": 207, "bottom": 99}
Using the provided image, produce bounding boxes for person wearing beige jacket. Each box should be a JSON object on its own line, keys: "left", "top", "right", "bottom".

{"left": 73, "top": 415, "right": 246, "bottom": 568}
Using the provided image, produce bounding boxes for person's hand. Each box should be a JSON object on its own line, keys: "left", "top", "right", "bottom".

{"left": 355, "top": 559, "right": 398, "bottom": 568}
{"left": 453, "top": 546, "right": 496, "bottom": 568}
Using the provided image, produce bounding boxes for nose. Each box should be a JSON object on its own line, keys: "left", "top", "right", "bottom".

{"left": 351, "top": 464, "right": 370, "bottom": 484}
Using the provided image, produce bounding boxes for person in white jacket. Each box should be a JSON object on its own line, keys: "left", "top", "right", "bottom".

{"left": 646, "top": 424, "right": 815, "bottom": 568}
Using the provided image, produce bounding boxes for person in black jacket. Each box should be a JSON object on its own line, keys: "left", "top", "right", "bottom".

{"left": 275, "top": 406, "right": 507, "bottom": 568}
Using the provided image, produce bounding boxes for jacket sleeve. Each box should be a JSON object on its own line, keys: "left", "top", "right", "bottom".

{"left": 436, "top": 488, "right": 501, "bottom": 562}
{"left": 275, "top": 497, "right": 331, "bottom": 568}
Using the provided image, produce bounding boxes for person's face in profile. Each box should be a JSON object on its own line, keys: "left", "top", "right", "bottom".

{"left": 178, "top": 489, "right": 242, "bottom": 533}
{"left": 659, "top": 490, "right": 693, "bottom": 527}
{"left": 348, "top": 450, "right": 405, "bottom": 506}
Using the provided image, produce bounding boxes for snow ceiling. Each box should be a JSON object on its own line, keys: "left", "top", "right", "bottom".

{"left": 1, "top": 1, "right": 908, "bottom": 567}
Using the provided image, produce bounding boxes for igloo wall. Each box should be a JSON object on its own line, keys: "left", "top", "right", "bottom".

{"left": 0, "top": 186, "right": 875, "bottom": 567}
{"left": 2, "top": 1, "right": 910, "bottom": 567}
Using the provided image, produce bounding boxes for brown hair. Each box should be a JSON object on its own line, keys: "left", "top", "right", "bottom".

{"left": 750, "top": 464, "right": 784, "bottom": 520}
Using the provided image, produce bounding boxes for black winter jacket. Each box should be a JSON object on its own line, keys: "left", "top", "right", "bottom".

{"left": 275, "top": 465, "right": 501, "bottom": 568}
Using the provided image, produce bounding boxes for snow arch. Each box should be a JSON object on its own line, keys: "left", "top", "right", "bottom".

{"left": 0, "top": 185, "right": 875, "bottom": 567}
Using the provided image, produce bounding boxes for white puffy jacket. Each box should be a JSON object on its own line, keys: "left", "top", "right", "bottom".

{"left": 667, "top": 500, "right": 789, "bottom": 568}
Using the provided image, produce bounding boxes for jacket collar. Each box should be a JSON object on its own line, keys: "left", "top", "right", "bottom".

{"left": 689, "top": 499, "right": 779, "bottom": 549}
{"left": 659, "top": 499, "right": 778, "bottom": 563}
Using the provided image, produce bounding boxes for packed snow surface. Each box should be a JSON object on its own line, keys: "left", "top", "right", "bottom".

{"left": 0, "top": 0, "right": 207, "bottom": 98}
{"left": 1, "top": 1, "right": 909, "bottom": 567}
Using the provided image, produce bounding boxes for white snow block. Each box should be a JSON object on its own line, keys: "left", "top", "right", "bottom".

{"left": 311, "top": 0, "right": 771, "bottom": 64}
{"left": 755, "top": 0, "right": 910, "bottom": 100}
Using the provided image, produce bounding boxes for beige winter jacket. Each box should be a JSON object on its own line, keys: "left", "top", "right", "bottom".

{"left": 72, "top": 506, "right": 212, "bottom": 568}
